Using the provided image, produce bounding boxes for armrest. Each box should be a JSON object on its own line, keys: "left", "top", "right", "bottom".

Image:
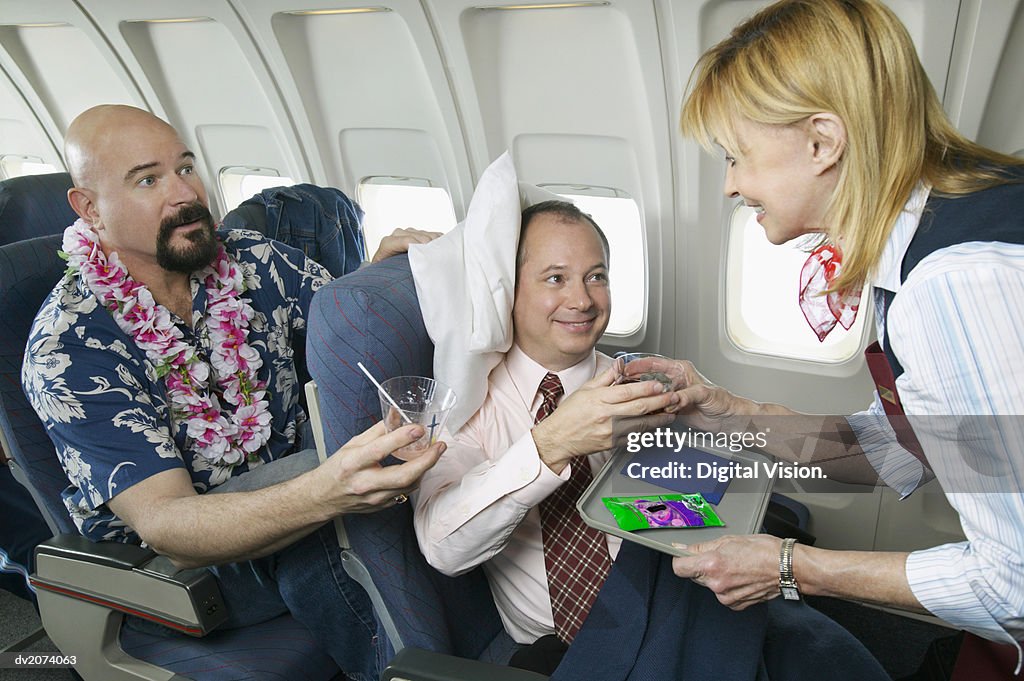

{"left": 381, "top": 647, "right": 549, "bottom": 681}
{"left": 32, "top": 534, "right": 227, "bottom": 636}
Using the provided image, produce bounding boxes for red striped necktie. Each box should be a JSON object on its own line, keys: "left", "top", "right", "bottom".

{"left": 534, "top": 372, "right": 613, "bottom": 644}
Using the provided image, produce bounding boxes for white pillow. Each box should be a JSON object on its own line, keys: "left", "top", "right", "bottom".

{"left": 409, "top": 151, "right": 563, "bottom": 433}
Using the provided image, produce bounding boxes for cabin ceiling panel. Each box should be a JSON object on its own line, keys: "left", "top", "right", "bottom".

{"left": 0, "top": 0, "right": 146, "bottom": 155}
{"left": 77, "top": 0, "right": 313, "bottom": 210}
{"left": 230, "top": 0, "right": 474, "bottom": 212}
{"left": 117, "top": 19, "right": 275, "bottom": 130}
{"left": 0, "top": 23, "right": 138, "bottom": 132}
{"left": 270, "top": 8, "right": 453, "bottom": 194}
{"left": 431, "top": 2, "right": 673, "bottom": 187}
{"left": 458, "top": 4, "right": 656, "bottom": 164}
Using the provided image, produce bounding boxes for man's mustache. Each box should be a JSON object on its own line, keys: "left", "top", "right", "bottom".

{"left": 159, "top": 202, "right": 213, "bottom": 237}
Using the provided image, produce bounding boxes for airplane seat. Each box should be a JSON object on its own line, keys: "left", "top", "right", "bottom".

{"left": 0, "top": 171, "right": 75, "bottom": 494}
{"left": 307, "top": 254, "right": 548, "bottom": 681}
{"left": 0, "top": 236, "right": 71, "bottom": 526}
{"left": 221, "top": 184, "right": 366, "bottom": 278}
{"left": 763, "top": 493, "right": 816, "bottom": 546}
{"left": 0, "top": 172, "right": 76, "bottom": 247}
{"left": 0, "top": 235, "right": 341, "bottom": 680}
{"left": 0, "top": 233, "right": 61, "bottom": 609}
{"left": 220, "top": 201, "right": 268, "bottom": 235}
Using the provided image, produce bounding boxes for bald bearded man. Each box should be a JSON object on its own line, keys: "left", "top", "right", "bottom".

{"left": 22, "top": 105, "right": 440, "bottom": 680}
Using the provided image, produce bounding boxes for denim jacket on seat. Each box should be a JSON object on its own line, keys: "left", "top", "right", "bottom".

{"left": 222, "top": 183, "right": 367, "bottom": 278}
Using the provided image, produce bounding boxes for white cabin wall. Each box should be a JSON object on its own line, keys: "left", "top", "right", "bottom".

{"left": 946, "top": 0, "right": 1024, "bottom": 154}
{"left": 231, "top": 0, "right": 475, "bottom": 214}
{"left": 0, "top": 0, "right": 149, "bottom": 175}
{"left": 0, "top": 69, "right": 62, "bottom": 173}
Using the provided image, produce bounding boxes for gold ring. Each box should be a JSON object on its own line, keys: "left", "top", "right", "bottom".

{"left": 393, "top": 493, "right": 408, "bottom": 505}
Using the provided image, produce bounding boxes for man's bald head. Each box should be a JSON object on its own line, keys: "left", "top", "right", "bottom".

{"left": 63, "top": 105, "right": 215, "bottom": 276}
{"left": 65, "top": 105, "right": 179, "bottom": 188}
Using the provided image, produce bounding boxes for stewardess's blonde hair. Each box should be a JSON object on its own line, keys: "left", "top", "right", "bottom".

{"left": 680, "top": 0, "right": 1024, "bottom": 291}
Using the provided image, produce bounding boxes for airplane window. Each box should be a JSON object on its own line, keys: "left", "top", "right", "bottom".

{"left": 0, "top": 155, "right": 57, "bottom": 179}
{"left": 357, "top": 177, "right": 458, "bottom": 258}
{"left": 219, "top": 166, "right": 296, "bottom": 212}
{"left": 726, "top": 204, "right": 869, "bottom": 363}
{"left": 551, "top": 191, "right": 645, "bottom": 337}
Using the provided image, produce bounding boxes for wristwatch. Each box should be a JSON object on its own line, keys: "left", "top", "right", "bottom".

{"left": 779, "top": 537, "right": 801, "bottom": 601}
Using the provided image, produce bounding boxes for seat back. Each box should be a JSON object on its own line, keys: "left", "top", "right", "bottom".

{"left": 0, "top": 235, "right": 77, "bottom": 535}
{"left": 0, "top": 171, "right": 76, "bottom": 523}
{"left": 306, "top": 254, "right": 433, "bottom": 445}
{"left": 306, "top": 254, "right": 509, "bottom": 662}
{"left": 0, "top": 173, "right": 76, "bottom": 246}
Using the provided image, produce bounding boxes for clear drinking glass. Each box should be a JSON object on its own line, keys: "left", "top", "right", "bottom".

{"left": 613, "top": 352, "right": 676, "bottom": 390}
{"left": 378, "top": 376, "right": 457, "bottom": 460}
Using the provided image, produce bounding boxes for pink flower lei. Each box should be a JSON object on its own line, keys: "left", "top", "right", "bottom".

{"left": 61, "top": 219, "right": 271, "bottom": 467}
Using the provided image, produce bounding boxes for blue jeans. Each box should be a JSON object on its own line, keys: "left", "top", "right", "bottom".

{"left": 128, "top": 450, "right": 385, "bottom": 680}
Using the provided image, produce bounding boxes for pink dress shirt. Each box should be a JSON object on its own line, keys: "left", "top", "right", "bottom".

{"left": 413, "top": 344, "right": 622, "bottom": 644}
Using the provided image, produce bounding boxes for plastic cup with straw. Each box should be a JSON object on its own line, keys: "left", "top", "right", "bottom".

{"left": 357, "top": 362, "right": 457, "bottom": 460}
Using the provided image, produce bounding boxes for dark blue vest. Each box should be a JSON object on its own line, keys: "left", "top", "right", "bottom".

{"left": 879, "top": 169, "right": 1024, "bottom": 379}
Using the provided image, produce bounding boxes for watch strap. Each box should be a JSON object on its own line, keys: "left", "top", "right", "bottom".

{"left": 779, "top": 537, "right": 800, "bottom": 600}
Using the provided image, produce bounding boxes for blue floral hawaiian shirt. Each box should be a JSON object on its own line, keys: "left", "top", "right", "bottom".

{"left": 22, "top": 229, "right": 332, "bottom": 543}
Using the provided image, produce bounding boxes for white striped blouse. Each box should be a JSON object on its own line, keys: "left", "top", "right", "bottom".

{"left": 848, "top": 184, "right": 1024, "bottom": 670}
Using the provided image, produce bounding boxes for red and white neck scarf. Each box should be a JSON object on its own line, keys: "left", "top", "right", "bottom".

{"left": 798, "top": 242, "right": 860, "bottom": 342}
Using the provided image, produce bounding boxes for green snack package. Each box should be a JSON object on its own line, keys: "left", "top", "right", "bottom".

{"left": 602, "top": 493, "right": 725, "bottom": 531}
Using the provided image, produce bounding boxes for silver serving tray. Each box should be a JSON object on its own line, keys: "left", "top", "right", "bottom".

{"left": 578, "top": 445, "right": 774, "bottom": 556}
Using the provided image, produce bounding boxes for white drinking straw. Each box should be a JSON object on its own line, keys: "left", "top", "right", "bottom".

{"left": 357, "top": 362, "right": 413, "bottom": 425}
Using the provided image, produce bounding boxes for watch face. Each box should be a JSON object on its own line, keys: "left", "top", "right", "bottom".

{"left": 781, "top": 586, "right": 801, "bottom": 601}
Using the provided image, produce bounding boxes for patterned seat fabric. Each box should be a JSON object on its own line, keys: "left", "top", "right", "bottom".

{"left": 307, "top": 255, "right": 510, "bottom": 663}
{"left": 306, "top": 254, "right": 434, "bottom": 447}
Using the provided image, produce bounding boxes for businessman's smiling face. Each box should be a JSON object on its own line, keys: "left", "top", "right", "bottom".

{"left": 513, "top": 213, "right": 610, "bottom": 371}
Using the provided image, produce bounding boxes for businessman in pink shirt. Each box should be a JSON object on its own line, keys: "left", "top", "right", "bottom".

{"left": 413, "top": 200, "right": 677, "bottom": 672}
